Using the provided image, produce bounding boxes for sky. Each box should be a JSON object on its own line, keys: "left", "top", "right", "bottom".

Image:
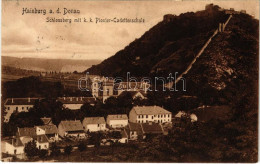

{"left": 2, "top": 0, "right": 259, "bottom": 60}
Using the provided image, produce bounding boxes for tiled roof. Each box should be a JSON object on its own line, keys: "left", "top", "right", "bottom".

{"left": 141, "top": 123, "right": 163, "bottom": 134}
{"left": 128, "top": 122, "right": 143, "bottom": 135}
{"left": 107, "top": 114, "right": 128, "bottom": 120}
{"left": 59, "top": 120, "right": 84, "bottom": 132}
{"left": 4, "top": 98, "right": 41, "bottom": 105}
{"left": 4, "top": 138, "right": 24, "bottom": 147}
{"left": 33, "top": 134, "right": 49, "bottom": 143}
{"left": 17, "top": 127, "right": 36, "bottom": 137}
{"left": 40, "top": 117, "right": 53, "bottom": 125}
{"left": 57, "top": 97, "right": 95, "bottom": 104}
{"left": 132, "top": 106, "right": 171, "bottom": 115}
{"left": 121, "top": 129, "right": 128, "bottom": 138}
{"left": 83, "top": 117, "right": 106, "bottom": 125}
{"left": 36, "top": 125, "right": 58, "bottom": 134}
{"left": 20, "top": 136, "right": 32, "bottom": 145}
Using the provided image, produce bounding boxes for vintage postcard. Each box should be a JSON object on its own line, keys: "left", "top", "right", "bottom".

{"left": 1, "top": 0, "right": 259, "bottom": 162}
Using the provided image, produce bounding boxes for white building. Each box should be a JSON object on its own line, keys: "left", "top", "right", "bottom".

{"left": 106, "top": 114, "right": 128, "bottom": 128}
{"left": 129, "top": 106, "right": 172, "bottom": 124}
{"left": 34, "top": 135, "right": 49, "bottom": 150}
{"left": 57, "top": 97, "right": 96, "bottom": 110}
{"left": 35, "top": 125, "right": 59, "bottom": 142}
{"left": 1, "top": 138, "right": 24, "bottom": 156}
{"left": 3, "top": 98, "right": 41, "bottom": 122}
{"left": 82, "top": 117, "right": 106, "bottom": 132}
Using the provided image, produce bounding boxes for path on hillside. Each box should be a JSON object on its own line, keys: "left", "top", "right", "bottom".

{"left": 165, "top": 14, "right": 233, "bottom": 89}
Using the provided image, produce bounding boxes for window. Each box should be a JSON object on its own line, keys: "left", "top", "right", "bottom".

{"left": 8, "top": 107, "right": 10, "bottom": 110}
{"left": 98, "top": 124, "right": 100, "bottom": 127}
{"left": 146, "top": 115, "right": 148, "bottom": 118}
{"left": 158, "top": 115, "right": 160, "bottom": 118}
{"left": 22, "top": 107, "right": 24, "bottom": 110}
{"left": 107, "top": 89, "right": 109, "bottom": 95}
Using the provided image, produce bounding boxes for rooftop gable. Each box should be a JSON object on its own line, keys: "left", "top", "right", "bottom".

{"left": 132, "top": 106, "right": 171, "bottom": 115}
{"left": 59, "top": 120, "right": 84, "bottom": 132}
{"left": 17, "top": 127, "right": 36, "bottom": 137}
{"left": 4, "top": 138, "right": 24, "bottom": 147}
{"left": 5, "top": 98, "right": 41, "bottom": 106}
{"left": 141, "top": 123, "right": 163, "bottom": 134}
{"left": 57, "top": 97, "right": 95, "bottom": 104}
{"left": 40, "top": 117, "right": 53, "bottom": 125}
{"left": 107, "top": 114, "right": 128, "bottom": 120}
{"left": 36, "top": 125, "right": 58, "bottom": 134}
{"left": 83, "top": 117, "right": 106, "bottom": 125}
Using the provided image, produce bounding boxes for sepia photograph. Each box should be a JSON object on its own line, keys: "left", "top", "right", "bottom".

{"left": 1, "top": 0, "right": 259, "bottom": 162}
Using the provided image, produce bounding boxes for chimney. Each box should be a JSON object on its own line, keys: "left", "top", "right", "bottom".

{"left": 76, "top": 97, "right": 78, "bottom": 101}
{"left": 11, "top": 98, "right": 14, "bottom": 103}
{"left": 64, "top": 97, "right": 65, "bottom": 100}
{"left": 70, "top": 97, "right": 72, "bottom": 101}
{"left": 81, "top": 97, "right": 83, "bottom": 101}
{"left": 28, "top": 97, "right": 30, "bottom": 102}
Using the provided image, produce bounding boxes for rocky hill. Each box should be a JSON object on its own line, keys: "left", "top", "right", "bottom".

{"left": 86, "top": 5, "right": 232, "bottom": 77}
{"left": 86, "top": 4, "right": 258, "bottom": 106}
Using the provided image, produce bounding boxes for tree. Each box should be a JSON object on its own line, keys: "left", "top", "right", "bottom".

{"left": 78, "top": 142, "right": 87, "bottom": 160}
{"left": 24, "top": 140, "right": 39, "bottom": 159}
{"left": 38, "top": 149, "right": 48, "bottom": 161}
{"left": 50, "top": 142, "right": 61, "bottom": 157}
{"left": 64, "top": 145, "right": 72, "bottom": 160}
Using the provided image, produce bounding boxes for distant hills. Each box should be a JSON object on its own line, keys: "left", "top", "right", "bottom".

{"left": 2, "top": 56, "right": 101, "bottom": 73}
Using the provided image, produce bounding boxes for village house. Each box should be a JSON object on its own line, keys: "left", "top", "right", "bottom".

{"left": 141, "top": 122, "right": 164, "bottom": 136}
{"left": 1, "top": 137, "right": 24, "bottom": 158}
{"left": 119, "top": 130, "right": 129, "bottom": 143}
{"left": 33, "top": 135, "right": 49, "bottom": 150}
{"left": 125, "top": 122, "right": 164, "bottom": 140}
{"left": 3, "top": 98, "right": 41, "bottom": 122}
{"left": 57, "top": 97, "right": 96, "bottom": 110}
{"left": 16, "top": 127, "right": 36, "bottom": 138}
{"left": 40, "top": 117, "right": 54, "bottom": 125}
{"left": 82, "top": 117, "right": 106, "bottom": 132}
{"left": 125, "top": 122, "right": 144, "bottom": 140}
{"left": 129, "top": 106, "right": 172, "bottom": 124}
{"left": 35, "top": 125, "right": 59, "bottom": 142}
{"left": 58, "top": 120, "right": 85, "bottom": 138}
{"left": 16, "top": 127, "right": 50, "bottom": 150}
{"left": 106, "top": 114, "right": 128, "bottom": 128}
{"left": 102, "top": 130, "right": 129, "bottom": 144}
